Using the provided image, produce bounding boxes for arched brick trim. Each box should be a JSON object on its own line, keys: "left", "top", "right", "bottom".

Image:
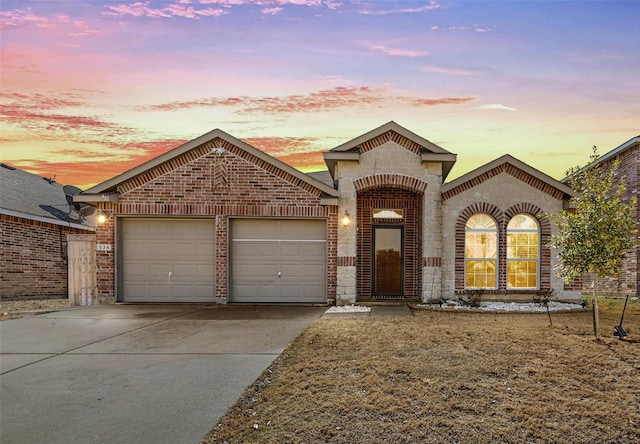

{"left": 455, "top": 203, "right": 504, "bottom": 292}
{"left": 359, "top": 130, "right": 423, "bottom": 155}
{"left": 504, "top": 203, "right": 551, "bottom": 290}
{"left": 353, "top": 174, "right": 428, "bottom": 194}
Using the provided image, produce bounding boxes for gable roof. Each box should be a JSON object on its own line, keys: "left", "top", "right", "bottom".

{"left": 0, "top": 163, "right": 95, "bottom": 230}
{"left": 79, "top": 128, "right": 339, "bottom": 200}
{"left": 593, "top": 135, "right": 639, "bottom": 166}
{"left": 561, "top": 135, "right": 640, "bottom": 184}
{"left": 323, "top": 121, "right": 457, "bottom": 180}
{"left": 441, "top": 154, "right": 576, "bottom": 202}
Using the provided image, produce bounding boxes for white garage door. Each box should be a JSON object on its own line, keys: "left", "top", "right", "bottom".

{"left": 230, "top": 219, "right": 326, "bottom": 303}
{"left": 120, "top": 218, "right": 215, "bottom": 302}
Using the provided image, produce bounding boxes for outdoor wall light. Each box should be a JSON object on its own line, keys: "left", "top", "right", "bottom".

{"left": 341, "top": 211, "right": 351, "bottom": 226}
{"left": 97, "top": 211, "right": 108, "bottom": 224}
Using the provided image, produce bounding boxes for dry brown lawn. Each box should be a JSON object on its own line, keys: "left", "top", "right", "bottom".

{"left": 203, "top": 301, "right": 640, "bottom": 444}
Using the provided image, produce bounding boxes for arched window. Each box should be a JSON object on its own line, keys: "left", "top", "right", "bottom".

{"left": 507, "top": 214, "right": 539, "bottom": 289}
{"left": 465, "top": 214, "right": 497, "bottom": 289}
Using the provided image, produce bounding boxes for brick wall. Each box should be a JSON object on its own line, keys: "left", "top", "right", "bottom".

{"left": 95, "top": 137, "right": 337, "bottom": 303}
{"left": 582, "top": 143, "right": 638, "bottom": 296}
{"left": 0, "top": 214, "right": 90, "bottom": 299}
{"left": 356, "top": 188, "right": 422, "bottom": 300}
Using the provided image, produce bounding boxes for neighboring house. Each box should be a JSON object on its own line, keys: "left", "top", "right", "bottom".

{"left": 0, "top": 164, "right": 95, "bottom": 299}
{"left": 567, "top": 136, "right": 639, "bottom": 296}
{"left": 77, "top": 122, "right": 581, "bottom": 305}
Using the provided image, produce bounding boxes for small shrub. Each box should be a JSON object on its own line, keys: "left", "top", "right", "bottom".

{"left": 534, "top": 288, "right": 557, "bottom": 326}
{"left": 460, "top": 289, "right": 484, "bottom": 308}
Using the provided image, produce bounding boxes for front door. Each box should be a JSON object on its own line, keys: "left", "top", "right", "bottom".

{"left": 373, "top": 226, "right": 404, "bottom": 297}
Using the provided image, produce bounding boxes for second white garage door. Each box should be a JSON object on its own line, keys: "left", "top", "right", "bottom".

{"left": 120, "top": 218, "right": 216, "bottom": 302}
{"left": 230, "top": 219, "right": 326, "bottom": 303}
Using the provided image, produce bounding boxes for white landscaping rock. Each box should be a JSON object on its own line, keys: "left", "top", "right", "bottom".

{"left": 325, "top": 305, "right": 371, "bottom": 313}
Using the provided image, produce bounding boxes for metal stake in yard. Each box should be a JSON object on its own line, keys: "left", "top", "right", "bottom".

{"left": 613, "top": 295, "right": 629, "bottom": 339}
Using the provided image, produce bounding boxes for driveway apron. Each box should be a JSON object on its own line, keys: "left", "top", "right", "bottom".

{"left": 0, "top": 305, "right": 324, "bottom": 444}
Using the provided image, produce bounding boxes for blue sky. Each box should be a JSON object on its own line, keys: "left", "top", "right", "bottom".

{"left": 1, "top": 0, "right": 638, "bottom": 189}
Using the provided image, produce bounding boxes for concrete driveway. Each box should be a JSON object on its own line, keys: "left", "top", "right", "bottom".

{"left": 0, "top": 304, "right": 325, "bottom": 444}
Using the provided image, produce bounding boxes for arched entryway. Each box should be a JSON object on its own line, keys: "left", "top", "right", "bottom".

{"left": 356, "top": 188, "right": 422, "bottom": 301}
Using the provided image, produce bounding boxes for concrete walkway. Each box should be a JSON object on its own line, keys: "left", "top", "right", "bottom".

{"left": 321, "top": 305, "right": 413, "bottom": 319}
{"left": 0, "top": 305, "right": 325, "bottom": 444}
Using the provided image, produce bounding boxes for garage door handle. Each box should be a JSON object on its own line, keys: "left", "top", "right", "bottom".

{"left": 168, "top": 272, "right": 173, "bottom": 278}
{"left": 278, "top": 272, "right": 282, "bottom": 277}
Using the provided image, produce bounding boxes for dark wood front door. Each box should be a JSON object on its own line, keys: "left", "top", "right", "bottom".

{"left": 373, "top": 226, "right": 404, "bottom": 297}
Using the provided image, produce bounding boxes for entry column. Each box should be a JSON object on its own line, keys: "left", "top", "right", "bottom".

{"left": 336, "top": 196, "right": 357, "bottom": 305}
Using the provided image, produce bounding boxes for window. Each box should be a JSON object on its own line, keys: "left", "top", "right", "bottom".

{"left": 373, "top": 209, "right": 403, "bottom": 219}
{"left": 507, "top": 214, "right": 539, "bottom": 289}
{"left": 465, "top": 214, "right": 497, "bottom": 289}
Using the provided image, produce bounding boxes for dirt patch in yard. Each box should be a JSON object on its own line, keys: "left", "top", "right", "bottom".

{"left": 203, "top": 303, "right": 640, "bottom": 444}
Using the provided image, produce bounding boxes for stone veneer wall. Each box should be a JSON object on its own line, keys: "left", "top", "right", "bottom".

{"left": 441, "top": 171, "right": 581, "bottom": 301}
{"left": 334, "top": 139, "right": 444, "bottom": 304}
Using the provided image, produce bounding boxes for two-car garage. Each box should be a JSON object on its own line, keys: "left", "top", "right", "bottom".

{"left": 119, "top": 218, "right": 327, "bottom": 304}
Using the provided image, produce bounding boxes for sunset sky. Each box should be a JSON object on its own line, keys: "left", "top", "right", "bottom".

{"left": 1, "top": 0, "right": 638, "bottom": 190}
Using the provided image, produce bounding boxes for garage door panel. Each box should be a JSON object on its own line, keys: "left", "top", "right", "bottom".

{"left": 124, "top": 241, "right": 151, "bottom": 260}
{"left": 171, "top": 242, "right": 200, "bottom": 258}
{"left": 121, "top": 219, "right": 215, "bottom": 303}
{"left": 147, "top": 263, "right": 170, "bottom": 278}
{"left": 195, "top": 264, "right": 214, "bottom": 277}
{"left": 126, "top": 263, "right": 149, "bottom": 278}
{"left": 195, "top": 243, "right": 215, "bottom": 256}
{"left": 280, "top": 243, "right": 324, "bottom": 259}
{"left": 147, "top": 284, "right": 172, "bottom": 298}
{"left": 230, "top": 219, "right": 326, "bottom": 303}
{"left": 172, "top": 263, "right": 195, "bottom": 276}
{"left": 256, "top": 242, "right": 280, "bottom": 257}
{"left": 147, "top": 223, "right": 171, "bottom": 238}
{"left": 147, "top": 242, "right": 171, "bottom": 256}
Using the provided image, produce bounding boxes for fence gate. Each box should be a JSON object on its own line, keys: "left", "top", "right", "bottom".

{"left": 67, "top": 234, "right": 97, "bottom": 306}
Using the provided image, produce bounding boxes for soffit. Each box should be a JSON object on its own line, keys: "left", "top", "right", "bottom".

{"left": 81, "top": 128, "right": 338, "bottom": 200}
{"left": 442, "top": 154, "right": 577, "bottom": 201}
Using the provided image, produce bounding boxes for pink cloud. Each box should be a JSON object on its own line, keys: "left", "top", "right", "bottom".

{"left": 359, "top": 1, "right": 442, "bottom": 15}
{"left": 1, "top": 106, "right": 118, "bottom": 132}
{"left": 11, "top": 138, "right": 188, "bottom": 189}
{"left": 145, "top": 86, "right": 474, "bottom": 114}
{"left": 1, "top": 92, "right": 86, "bottom": 109}
{"left": 412, "top": 97, "right": 474, "bottom": 106}
{"left": 262, "top": 7, "right": 283, "bottom": 15}
{"left": 0, "top": 91, "right": 116, "bottom": 133}
{"left": 243, "top": 136, "right": 320, "bottom": 157}
{"left": 372, "top": 45, "right": 427, "bottom": 58}
{"left": 0, "top": 9, "right": 57, "bottom": 30}
{"left": 104, "top": 1, "right": 228, "bottom": 18}
{"left": 0, "top": 8, "right": 101, "bottom": 37}
{"left": 422, "top": 65, "right": 482, "bottom": 76}
{"left": 104, "top": 0, "right": 343, "bottom": 18}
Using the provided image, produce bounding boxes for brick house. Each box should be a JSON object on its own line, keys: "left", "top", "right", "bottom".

{"left": 570, "top": 136, "right": 639, "bottom": 296}
{"left": 1, "top": 164, "right": 95, "bottom": 299}
{"left": 77, "top": 122, "right": 581, "bottom": 304}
